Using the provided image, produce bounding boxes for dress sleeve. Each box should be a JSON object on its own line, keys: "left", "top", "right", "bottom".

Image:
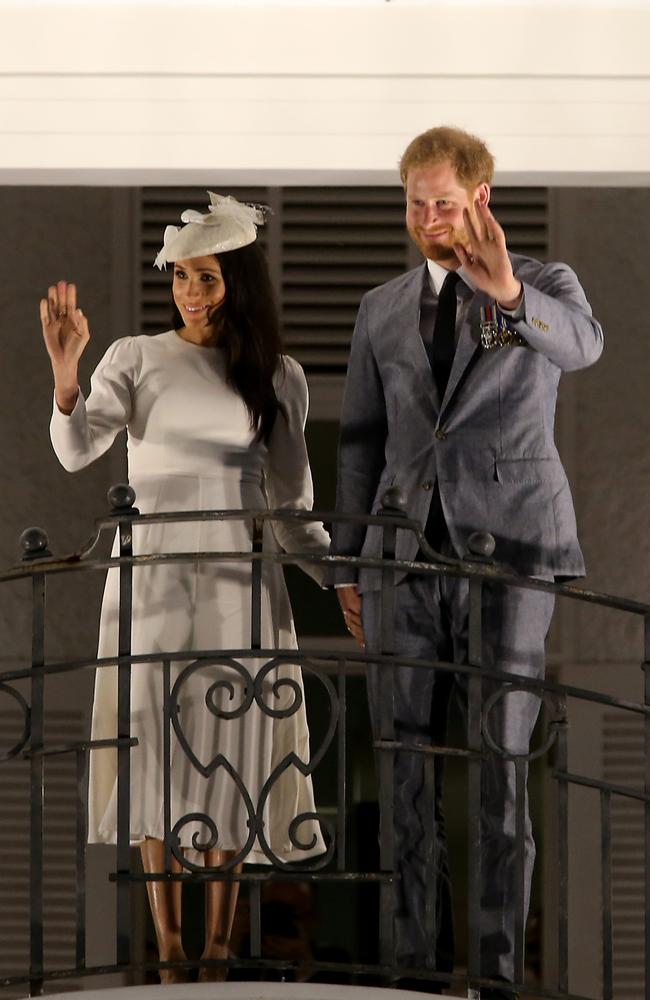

{"left": 50, "top": 337, "right": 141, "bottom": 473}
{"left": 265, "top": 356, "right": 330, "bottom": 587}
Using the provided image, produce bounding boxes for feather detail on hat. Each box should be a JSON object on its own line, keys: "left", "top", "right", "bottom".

{"left": 154, "top": 193, "right": 269, "bottom": 269}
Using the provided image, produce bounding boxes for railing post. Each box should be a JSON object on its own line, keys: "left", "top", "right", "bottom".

{"left": 513, "top": 756, "right": 527, "bottom": 983}
{"left": 643, "top": 612, "right": 650, "bottom": 1000}
{"left": 554, "top": 704, "right": 569, "bottom": 996}
{"left": 251, "top": 515, "right": 263, "bottom": 651}
{"left": 376, "top": 487, "right": 407, "bottom": 970}
{"left": 163, "top": 658, "right": 172, "bottom": 874}
{"left": 21, "top": 527, "right": 51, "bottom": 997}
{"left": 75, "top": 748, "right": 87, "bottom": 971}
{"left": 108, "top": 484, "right": 138, "bottom": 967}
{"left": 465, "top": 532, "right": 494, "bottom": 993}
{"left": 337, "top": 658, "right": 347, "bottom": 873}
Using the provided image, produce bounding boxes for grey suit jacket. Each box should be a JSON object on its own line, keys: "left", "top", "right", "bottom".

{"left": 330, "top": 254, "right": 604, "bottom": 591}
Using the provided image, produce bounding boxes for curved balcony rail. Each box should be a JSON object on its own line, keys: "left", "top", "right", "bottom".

{"left": 0, "top": 484, "right": 648, "bottom": 999}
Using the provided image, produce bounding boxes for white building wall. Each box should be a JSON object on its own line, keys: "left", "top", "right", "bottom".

{"left": 1, "top": 0, "right": 649, "bottom": 185}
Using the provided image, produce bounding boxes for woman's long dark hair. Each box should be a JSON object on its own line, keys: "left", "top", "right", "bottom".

{"left": 171, "top": 241, "right": 284, "bottom": 442}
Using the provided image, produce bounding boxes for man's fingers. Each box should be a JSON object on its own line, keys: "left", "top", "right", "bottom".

{"left": 475, "top": 200, "right": 492, "bottom": 240}
{"left": 463, "top": 207, "right": 480, "bottom": 248}
{"left": 453, "top": 242, "right": 471, "bottom": 267}
{"left": 477, "top": 202, "right": 505, "bottom": 245}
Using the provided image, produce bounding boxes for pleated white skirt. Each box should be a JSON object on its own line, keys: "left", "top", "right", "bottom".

{"left": 88, "top": 472, "right": 325, "bottom": 864}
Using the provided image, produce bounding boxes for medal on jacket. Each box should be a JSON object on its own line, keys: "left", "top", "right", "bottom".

{"left": 479, "top": 303, "right": 500, "bottom": 349}
{"left": 480, "top": 303, "right": 525, "bottom": 349}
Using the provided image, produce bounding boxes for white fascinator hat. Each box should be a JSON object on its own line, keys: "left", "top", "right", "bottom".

{"left": 154, "top": 192, "right": 268, "bottom": 269}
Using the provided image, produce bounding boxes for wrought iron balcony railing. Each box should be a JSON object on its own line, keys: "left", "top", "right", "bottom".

{"left": 0, "top": 484, "right": 648, "bottom": 999}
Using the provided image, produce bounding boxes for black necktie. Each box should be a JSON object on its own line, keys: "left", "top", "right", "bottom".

{"left": 431, "top": 271, "right": 460, "bottom": 401}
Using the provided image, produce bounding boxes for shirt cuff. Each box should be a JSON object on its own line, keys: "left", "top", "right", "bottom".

{"left": 498, "top": 290, "right": 525, "bottom": 321}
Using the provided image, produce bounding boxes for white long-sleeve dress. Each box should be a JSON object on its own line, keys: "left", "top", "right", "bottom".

{"left": 50, "top": 330, "right": 330, "bottom": 865}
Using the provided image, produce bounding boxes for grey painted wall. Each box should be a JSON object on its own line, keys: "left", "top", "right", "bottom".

{"left": 0, "top": 188, "right": 134, "bottom": 981}
{"left": 548, "top": 188, "right": 650, "bottom": 997}
{"left": 0, "top": 187, "right": 133, "bottom": 668}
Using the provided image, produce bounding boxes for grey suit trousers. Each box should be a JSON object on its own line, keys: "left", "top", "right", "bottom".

{"left": 362, "top": 568, "right": 555, "bottom": 982}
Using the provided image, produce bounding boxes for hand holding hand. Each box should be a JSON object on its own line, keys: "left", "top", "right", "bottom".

{"left": 337, "top": 585, "right": 365, "bottom": 648}
{"left": 453, "top": 202, "right": 522, "bottom": 309}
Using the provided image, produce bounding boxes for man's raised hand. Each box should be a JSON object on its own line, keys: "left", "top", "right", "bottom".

{"left": 453, "top": 201, "right": 523, "bottom": 310}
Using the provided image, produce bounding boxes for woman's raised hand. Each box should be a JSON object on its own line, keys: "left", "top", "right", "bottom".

{"left": 40, "top": 281, "right": 90, "bottom": 369}
{"left": 40, "top": 281, "right": 90, "bottom": 414}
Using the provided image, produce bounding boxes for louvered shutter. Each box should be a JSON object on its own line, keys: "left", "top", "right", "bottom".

{"left": 602, "top": 711, "right": 646, "bottom": 999}
{"left": 138, "top": 185, "right": 549, "bottom": 377}
{"left": 280, "top": 187, "right": 412, "bottom": 374}
{"left": 0, "top": 709, "right": 85, "bottom": 995}
{"left": 490, "top": 187, "right": 549, "bottom": 261}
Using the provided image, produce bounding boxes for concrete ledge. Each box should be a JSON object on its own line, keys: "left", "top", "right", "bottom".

{"left": 21, "top": 982, "right": 464, "bottom": 1000}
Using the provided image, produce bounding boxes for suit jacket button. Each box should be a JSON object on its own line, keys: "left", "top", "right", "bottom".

{"left": 421, "top": 480, "right": 433, "bottom": 491}
{"left": 435, "top": 429, "right": 447, "bottom": 441}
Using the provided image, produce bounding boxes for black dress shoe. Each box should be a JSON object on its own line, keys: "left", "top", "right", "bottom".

{"left": 480, "top": 986, "right": 519, "bottom": 999}
{"left": 393, "top": 978, "right": 446, "bottom": 994}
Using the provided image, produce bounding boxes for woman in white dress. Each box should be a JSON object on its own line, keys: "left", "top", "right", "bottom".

{"left": 39, "top": 194, "right": 331, "bottom": 982}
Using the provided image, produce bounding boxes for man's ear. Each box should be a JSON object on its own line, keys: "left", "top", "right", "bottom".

{"left": 476, "top": 182, "right": 491, "bottom": 207}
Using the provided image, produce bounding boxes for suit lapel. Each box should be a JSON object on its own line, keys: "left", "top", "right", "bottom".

{"left": 439, "top": 286, "right": 486, "bottom": 414}
{"left": 391, "top": 264, "right": 443, "bottom": 416}
{"left": 387, "top": 265, "right": 488, "bottom": 419}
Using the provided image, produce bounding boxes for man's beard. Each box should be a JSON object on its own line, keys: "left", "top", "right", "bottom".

{"left": 408, "top": 223, "right": 469, "bottom": 263}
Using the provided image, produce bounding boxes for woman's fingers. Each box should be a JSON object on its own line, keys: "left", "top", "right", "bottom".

{"left": 39, "top": 298, "right": 50, "bottom": 329}
{"left": 342, "top": 606, "right": 364, "bottom": 647}
{"left": 41, "top": 284, "right": 89, "bottom": 369}
{"left": 43, "top": 281, "right": 85, "bottom": 329}
{"left": 47, "top": 285, "right": 58, "bottom": 324}
{"left": 74, "top": 308, "right": 89, "bottom": 342}
{"left": 65, "top": 282, "right": 77, "bottom": 316}
{"left": 57, "top": 280, "right": 68, "bottom": 317}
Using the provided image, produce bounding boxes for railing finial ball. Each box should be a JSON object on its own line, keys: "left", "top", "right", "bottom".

{"left": 107, "top": 483, "right": 136, "bottom": 512}
{"left": 466, "top": 531, "right": 496, "bottom": 559}
{"left": 380, "top": 485, "right": 408, "bottom": 516}
{"left": 19, "top": 526, "right": 51, "bottom": 561}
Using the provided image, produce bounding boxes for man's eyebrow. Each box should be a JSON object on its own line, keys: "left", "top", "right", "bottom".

{"left": 408, "top": 191, "right": 455, "bottom": 199}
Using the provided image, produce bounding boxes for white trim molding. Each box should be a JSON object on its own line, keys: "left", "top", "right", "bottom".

{"left": 1, "top": 2, "right": 650, "bottom": 185}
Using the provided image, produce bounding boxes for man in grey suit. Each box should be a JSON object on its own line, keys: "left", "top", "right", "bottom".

{"left": 331, "top": 127, "right": 603, "bottom": 997}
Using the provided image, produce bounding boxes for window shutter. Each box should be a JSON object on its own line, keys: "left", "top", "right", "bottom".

{"left": 602, "top": 711, "right": 645, "bottom": 999}
{"left": 0, "top": 709, "right": 85, "bottom": 994}
{"left": 138, "top": 185, "right": 549, "bottom": 377}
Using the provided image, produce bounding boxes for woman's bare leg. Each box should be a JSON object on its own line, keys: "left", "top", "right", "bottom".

{"left": 140, "top": 837, "right": 187, "bottom": 983}
{"left": 199, "top": 849, "right": 241, "bottom": 981}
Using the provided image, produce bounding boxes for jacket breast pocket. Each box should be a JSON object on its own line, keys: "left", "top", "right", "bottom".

{"left": 495, "top": 458, "right": 564, "bottom": 485}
